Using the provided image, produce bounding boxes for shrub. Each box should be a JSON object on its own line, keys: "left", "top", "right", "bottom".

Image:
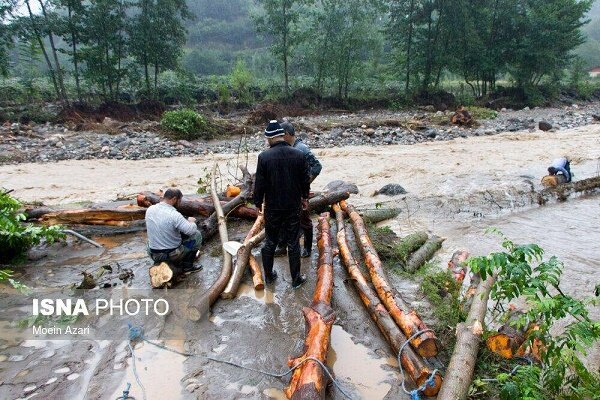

{"left": 0, "top": 190, "right": 64, "bottom": 264}
{"left": 469, "top": 106, "right": 498, "bottom": 120}
{"left": 160, "top": 108, "right": 209, "bottom": 140}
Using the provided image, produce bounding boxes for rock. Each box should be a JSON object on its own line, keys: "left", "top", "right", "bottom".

{"left": 572, "top": 104, "right": 579, "bottom": 109}
{"left": 322, "top": 180, "right": 359, "bottom": 194}
{"left": 101, "top": 146, "right": 110, "bottom": 153}
{"left": 538, "top": 121, "right": 552, "bottom": 131}
{"left": 523, "top": 106, "right": 530, "bottom": 111}
{"left": 364, "top": 128, "right": 375, "bottom": 137}
{"left": 424, "top": 105, "right": 435, "bottom": 112}
{"left": 374, "top": 183, "right": 407, "bottom": 196}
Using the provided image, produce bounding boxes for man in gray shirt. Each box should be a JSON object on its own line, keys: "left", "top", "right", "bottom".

{"left": 146, "top": 188, "right": 202, "bottom": 272}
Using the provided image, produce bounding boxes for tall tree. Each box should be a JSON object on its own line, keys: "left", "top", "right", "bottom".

{"left": 508, "top": 0, "right": 592, "bottom": 88}
{"left": 254, "top": 0, "right": 306, "bottom": 95}
{"left": 129, "top": 0, "right": 190, "bottom": 95}
{"left": 80, "top": 0, "right": 128, "bottom": 100}
{"left": 0, "top": 0, "right": 17, "bottom": 77}
{"left": 56, "top": 0, "right": 85, "bottom": 101}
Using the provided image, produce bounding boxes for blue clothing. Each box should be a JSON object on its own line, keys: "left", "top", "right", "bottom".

{"left": 550, "top": 157, "right": 571, "bottom": 182}
{"left": 293, "top": 138, "right": 322, "bottom": 179}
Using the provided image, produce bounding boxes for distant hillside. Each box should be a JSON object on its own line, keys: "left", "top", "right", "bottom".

{"left": 577, "top": 1, "right": 600, "bottom": 68}
{"left": 182, "top": 0, "right": 268, "bottom": 76}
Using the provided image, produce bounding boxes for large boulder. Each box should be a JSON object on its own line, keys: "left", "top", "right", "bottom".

{"left": 538, "top": 121, "right": 552, "bottom": 131}
{"left": 374, "top": 184, "right": 407, "bottom": 196}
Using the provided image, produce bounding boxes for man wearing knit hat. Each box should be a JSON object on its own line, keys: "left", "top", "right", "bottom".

{"left": 254, "top": 120, "right": 311, "bottom": 289}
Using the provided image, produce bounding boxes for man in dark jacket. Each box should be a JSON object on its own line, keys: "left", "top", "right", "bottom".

{"left": 254, "top": 120, "right": 311, "bottom": 289}
{"left": 275, "top": 121, "right": 322, "bottom": 258}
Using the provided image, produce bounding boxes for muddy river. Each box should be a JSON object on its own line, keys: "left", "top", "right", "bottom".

{"left": 0, "top": 125, "right": 599, "bottom": 399}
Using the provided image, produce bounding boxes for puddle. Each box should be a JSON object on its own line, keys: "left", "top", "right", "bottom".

{"left": 237, "top": 283, "right": 274, "bottom": 304}
{"left": 109, "top": 340, "right": 186, "bottom": 400}
{"left": 327, "top": 325, "right": 399, "bottom": 399}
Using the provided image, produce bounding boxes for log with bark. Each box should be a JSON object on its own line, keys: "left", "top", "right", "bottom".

{"left": 333, "top": 204, "right": 442, "bottom": 396}
{"left": 248, "top": 255, "right": 264, "bottom": 291}
{"left": 437, "top": 273, "right": 496, "bottom": 400}
{"left": 358, "top": 207, "right": 401, "bottom": 224}
{"left": 307, "top": 190, "right": 352, "bottom": 213}
{"left": 486, "top": 307, "right": 541, "bottom": 360}
{"left": 285, "top": 214, "right": 336, "bottom": 400}
{"left": 186, "top": 164, "right": 235, "bottom": 320}
{"left": 448, "top": 250, "right": 470, "bottom": 283}
{"left": 396, "top": 231, "right": 429, "bottom": 265}
{"left": 41, "top": 205, "right": 147, "bottom": 226}
{"left": 404, "top": 235, "right": 445, "bottom": 273}
{"left": 136, "top": 191, "right": 258, "bottom": 220}
{"left": 340, "top": 200, "right": 440, "bottom": 358}
{"left": 221, "top": 215, "right": 266, "bottom": 299}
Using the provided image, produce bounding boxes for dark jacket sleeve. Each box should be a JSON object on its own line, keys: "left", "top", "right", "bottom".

{"left": 301, "top": 157, "right": 310, "bottom": 198}
{"left": 253, "top": 154, "right": 266, "bottom": 208}
{"left": 295, "top": 141, "right": 322, "bottom": 178}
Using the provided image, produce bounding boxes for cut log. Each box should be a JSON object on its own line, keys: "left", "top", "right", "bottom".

{"left": 285, "top": 214, "right": 336, "bottom": 400}
{"left": 404, "top": 235, "right": 445, "bottom": 273}
{"left": 541, "top": 174, "right": 567, "bottom": 187}
{"left": 358, "top": 207, "right": 401, "bottom": 224}
{"left": 248, "top": 255, "right": 264, "bottom": 290}
{"left": 186, "top": 164, "right": 234, "bottom": 320}
{"left": 333, "top": 204, "right": 442, "bottom": 396}
{"left": 41, "top": 206, "right": 147, "bottom": 226}
{"left": 149, "top": 262, "right": 174, "bottom": 289}
{"left": 448, "top": 250, "right": 470, "bottom": 283}
{"left": 438, "top": 273, "right": 496, "bottom": 400}
{"left": 221, "top": 215, "right": 266, "bottom": 299}
{"left": 137, "top": 191, "right": 257, "bottom": 220}
{"left": 487, "top": 307, "right": 539, "bottom": 360}
{"left": 307, "top": 190, "right": 351, "bottom": 213}
{"left": 340, "top": 200, "right": 440, "bottom": 358}
{"left": 397, "top": 231, "right": 429, "bottom": 265}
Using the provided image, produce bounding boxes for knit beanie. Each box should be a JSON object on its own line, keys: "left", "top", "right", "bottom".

{"left": 264, "top": 120, "right": 284, "bottom": 137}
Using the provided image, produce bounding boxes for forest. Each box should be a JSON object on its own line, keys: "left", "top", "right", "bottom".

{"left": 0, "top": 0, "right": 599, "bottom": 111}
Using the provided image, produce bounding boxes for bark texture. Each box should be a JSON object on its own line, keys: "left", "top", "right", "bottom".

{"left": 340, "top": 200, "right": 440, "bottom": 358}
{"left": 285, "top": 214, "right": 335, "bottom": 400}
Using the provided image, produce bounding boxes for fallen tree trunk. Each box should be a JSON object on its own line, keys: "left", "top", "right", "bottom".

{"left": 307, "top": 190, "right": 351, "bottom": 212}
{"left": 537, "top": 175, "right": 600, "bottom": 205}
{"left": 340, "top": 200, "right": 440, "bottom": 358}
{"left": 285, "top": 214, "right": 336, "bottom": 400}
{"left": 41, "top": 206, "right": 147, "bottom": 226}
{"left": 186, "top": 164, "right": 234, "bottom": 320}
{"left": 438, "top": 273, "right": 495, "bottom": 400}
{"left": 404, "top": 235, "right": 445, "bottom": 272}
{"left": 221, "top": 216, "right": 265, "bottom": 299}
{"left": 333, "top": 204, "right": 442, "bottom": 396}
{"left": 137, "top": 191, "right": 257, "bottom": 220}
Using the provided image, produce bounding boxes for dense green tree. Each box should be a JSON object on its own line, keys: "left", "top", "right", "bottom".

{"left": 0, "top": 0, "right": 17, "bottom": 77}
{"left": 79, "top": 0, "right": 128, "bottom": 100}
{"left": 508, "top": 0, "right": 592, "bottom": 88}
{"left": 254, "top": 0, "right": 307, "bottom": 95}
{"left": 55, "top": 0, "right": 85, "bottom": 101}
{"left": 129, "top": 0, "right": 190, "bottom": 95}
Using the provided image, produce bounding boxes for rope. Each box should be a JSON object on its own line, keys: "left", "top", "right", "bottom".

{"left": 126, "top": 324, "right": 355, "bottom": 399}
{"left": 128, "top": 342, "right": 147, "bottom": 400}
{"left": 397, "top": 329, "right": 439, "bottom": 400}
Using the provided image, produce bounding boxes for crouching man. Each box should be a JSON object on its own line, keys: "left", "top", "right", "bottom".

{"left": 145, "top": 188, "right": 203, "bottom": 274}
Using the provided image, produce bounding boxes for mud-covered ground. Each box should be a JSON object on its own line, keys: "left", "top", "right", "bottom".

{"left": 0, "top": 102, "right": 598, "bottom": 164}
{"left": 0, "top": 111, "right": 599, "bottom": 400}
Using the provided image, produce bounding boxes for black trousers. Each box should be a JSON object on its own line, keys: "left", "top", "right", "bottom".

{"left": 261, "top": 208, "right": 301, "bottom": 282}
{"left": 277, "top": 209, "right": 313, "bottom": 251}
